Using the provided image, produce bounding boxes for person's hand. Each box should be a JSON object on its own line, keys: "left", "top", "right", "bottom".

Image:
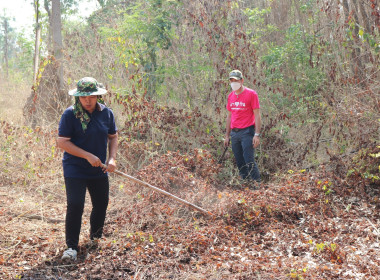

{"left": 105, "top": 158, "right": 117, "bottom": 173}
{"left": 253, "top": 136, "right": 260, "bottom": 148}
{"left": 224, "top": 136, "right": 230, "bottom": 147}
{"left": 86, "top": 154, "right": 102, "bottom": 167}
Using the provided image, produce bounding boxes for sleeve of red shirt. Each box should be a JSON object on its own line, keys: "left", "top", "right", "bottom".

{"left": 226, "top": 92, "right": 232, "bottom": 112}
{"left": 251, "top": 90, "right": 260, "bottom": 110}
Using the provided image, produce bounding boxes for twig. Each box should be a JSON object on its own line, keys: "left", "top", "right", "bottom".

{"left": 21, "top": 214, "right": 64, "bottom": 223}
{"left": 366, "top": 218, "right": 379, "bottom": 242}
{"left": 53, "top": 263, "right": 78, "bottom": 268}
{"left": 10, "top": 211, "right": 64, "bottom": 223}
{"left": 5, "top": 240, "right": 22, "bottom": 262}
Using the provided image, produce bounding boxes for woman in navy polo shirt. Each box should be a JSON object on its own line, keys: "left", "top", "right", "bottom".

{"left": 57, "top": 77, "right": 118, "bottom": 262}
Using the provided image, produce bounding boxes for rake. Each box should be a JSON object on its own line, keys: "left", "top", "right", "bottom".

{"left": 103, "top": 164, "right": 213, "bottom": 217}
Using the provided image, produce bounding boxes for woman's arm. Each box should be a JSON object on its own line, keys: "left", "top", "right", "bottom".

{"left": 57, "top": 137, "right": 102, "bottom": 167}
{"left": 106, "top": 133, "right": 118, "bottom": 172}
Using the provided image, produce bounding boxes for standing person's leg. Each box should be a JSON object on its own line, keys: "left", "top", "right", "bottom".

{"left": 64, "top": 177, "right": 87, "bottom": 251}
{"left": 241, "top": 127, "right": 261, "bottom": 182}
{"left": 231, "top": 131, "right": 249, "bottom": 179}
{"left": 87, "top": 177, "right": 109, "bottom": 240}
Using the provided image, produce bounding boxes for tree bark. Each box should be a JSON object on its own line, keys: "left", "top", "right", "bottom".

{"left": 51, "top": 0, "right": 64, "bottom": 91}
{"left": 44, "top": 0, "right": 53, "bottom": 54}
{"left": 350, "top": 0, "right": 365, "bottom": 83}
{"left": 341, "top": 0, "right": 364, "bottom": 83}
{"left": 33, "top": 0, "right": 41, "bottom": 85}
{"left": 357, "top": 0, "right": 371, "bottom": 35}
{"left": 3, "top": 18, "right": 9, "bottom": 78}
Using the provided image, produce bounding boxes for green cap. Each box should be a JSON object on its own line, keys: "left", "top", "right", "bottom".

{"left": 68, "top": 77, "right": 107, "bottom": 96}
{"left": 229, "top": 70, "right": 243, "bottom": 80}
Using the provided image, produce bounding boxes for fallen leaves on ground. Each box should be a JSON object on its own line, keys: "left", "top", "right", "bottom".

{"left": 0, "top": 122, "right": 379, "bottom": 279}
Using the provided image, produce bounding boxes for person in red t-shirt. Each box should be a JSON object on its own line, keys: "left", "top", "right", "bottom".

{"left": 224, "top": 70, "right": 261, "bottom": 184}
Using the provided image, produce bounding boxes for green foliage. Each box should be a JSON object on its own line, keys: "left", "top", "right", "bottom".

{"left": 347, "top": 145, "right": 380, "bottom": 184}
{"left": 0, "top": 12, "right": 33, "bottom": 78}
{"left": 344, "top": 14, "right": 380, "bottom": 54}
{"left": 1, "top": 0, "right": 378, "bottom": 176}
{"left": 10, "top": 32, "right": 34, "bottom": 77}
{"left": 244, "top": 6, "right": 277, "bottom": 47}
{"left": 300, "top": 0, "right": 316, "bottom": 12}
{"left": 43, "top": 0, "right": 79, "bottom": 20}
{"left": 262, "top": 24, "right": 326, "bottom": 113}
{"left": 101, "top": 0, "right": 177, "bottom": 96}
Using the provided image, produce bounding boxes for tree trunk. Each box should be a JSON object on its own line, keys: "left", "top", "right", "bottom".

{"left": 33, "top": 28, "right": 41, "bottom": 85}
{"left": 356, "top": 0, "right": 372, "bottom": 65}
{"left": 51, "top": 0, "right": 64, "bottom": 91}
{"left": 341, "top": 0, "right": 364, "bottom": 84}
{"left": 44, "top": 0, "right": 53, "bottom": 54}
{"left": 3, "top": 18, "right": 9, "bottom": 78}
{"left": 33, "top": 0, "right": 41, "bottom": 85}
{"left": 357, "top": 0, "right": 371, "bottom": 35}
{"left": 341, "top": 0, "right": 349, "bottom": 15}
{"left": 350, "top": 0, "right": 365, "bottom": 83}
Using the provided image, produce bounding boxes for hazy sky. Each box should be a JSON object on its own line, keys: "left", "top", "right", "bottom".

{"left": 0, "top": 0, "right": 99, "bottom": 35}
{"left": 0, "top": 0, "right": 35, "bottom": 33}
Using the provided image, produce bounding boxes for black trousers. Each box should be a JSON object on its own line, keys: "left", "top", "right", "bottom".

{"left": 64, "top": 177, "right": 109, "bottom": 251}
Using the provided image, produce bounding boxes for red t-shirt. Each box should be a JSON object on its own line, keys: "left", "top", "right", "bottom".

{"left": 226, "top": 87, "right": 260, "bottom": 129}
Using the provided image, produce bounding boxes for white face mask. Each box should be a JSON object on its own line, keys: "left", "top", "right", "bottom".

{"left": 230, "top": 82, "right": 241, "bottom": 91}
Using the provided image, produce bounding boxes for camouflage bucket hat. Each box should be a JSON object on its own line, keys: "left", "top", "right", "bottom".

{"left": 68, "top": 77, "right": 107, "bottom": 96}
{"left": 229, "top": 69, "right": 243, "bottom": 80}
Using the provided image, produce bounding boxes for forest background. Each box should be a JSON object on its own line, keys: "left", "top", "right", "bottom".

{"left": 0, "top": 0, "right": 379, "bottom": 279}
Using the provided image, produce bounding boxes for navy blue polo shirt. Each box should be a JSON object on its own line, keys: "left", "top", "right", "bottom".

{"left": 58, "top": 103, "right": 117, "bottom": 178}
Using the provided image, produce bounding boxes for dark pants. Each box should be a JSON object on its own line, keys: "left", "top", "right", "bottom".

{"left": 230, "top": 126, "right": 261, "bottom": 182}
{"left": 64, "top": 177, "right": 109, "bottom": 251}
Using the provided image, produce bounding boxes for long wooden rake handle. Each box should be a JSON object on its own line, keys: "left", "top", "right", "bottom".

{"left": 104, "top": 165, "right": 213, "bottom": 216}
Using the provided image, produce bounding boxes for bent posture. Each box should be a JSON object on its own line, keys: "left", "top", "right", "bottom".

{"left": 57, "top": 77, "right": 118, "bottom": 262}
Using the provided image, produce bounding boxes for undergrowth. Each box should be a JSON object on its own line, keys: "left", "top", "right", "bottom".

{"left": 0, "top": 102, "right": 379, "bottom": 279}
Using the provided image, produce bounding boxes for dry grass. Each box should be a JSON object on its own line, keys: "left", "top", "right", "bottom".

{"left": 0, "top": 76, "right": 378, "bottom": 279}
{"left": 0, "top": 76, "right": 29, "bottom": 124}
{"left": 0, "top": 120, "right": 379, "bottom": 279}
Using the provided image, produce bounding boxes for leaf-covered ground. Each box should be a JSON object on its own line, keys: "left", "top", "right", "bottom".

{"left": 0, "top": 122, "right": 379, "bottom": 280}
